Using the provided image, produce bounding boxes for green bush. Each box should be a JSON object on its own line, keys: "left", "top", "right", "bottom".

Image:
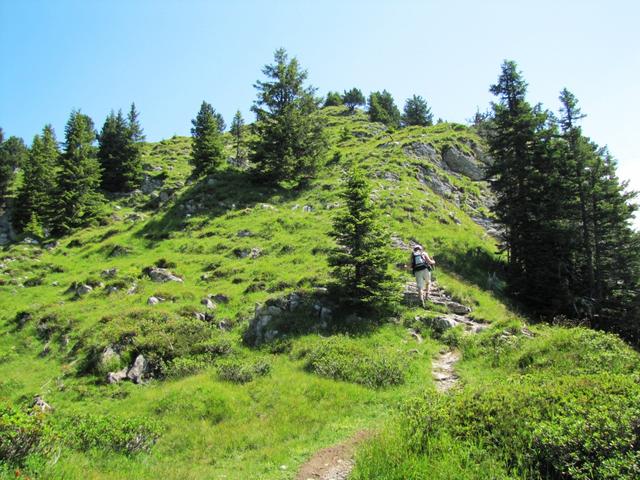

{"left": 377, "top": 374, "right": 640, "bottom": 479}
{"left": 0, "top": 404, "right": 49, "bottom": 466}
{"left": 300, "top": 336, "right": 405, "bottom": 388}
{"left": 216, "top": 359, "right": 271, "bottom": 384}
{"left": 57, "top": 413, "right": 160, "bottom": 455}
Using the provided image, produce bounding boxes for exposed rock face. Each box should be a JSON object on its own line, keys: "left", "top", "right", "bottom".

{"left": 442, "top": 146, "right": 485, "bottom": 180}
{"left": 147, "top": 267, "right": 183, "bottom": 283}
{"left": 100, "top": 346, "right": 120, "bottom": 366}
{"left": 107, "top": 368, "right": 128, "bottom": 384}
{"left": 404, "top": 142, "right": 440, "bottom": 163}
{"left": 141, "top": 174, "right": 164, "bottom": 194}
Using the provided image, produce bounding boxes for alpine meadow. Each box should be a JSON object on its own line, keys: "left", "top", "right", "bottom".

{"left": 1, "top": 37, "right": 640, "bottom": 480}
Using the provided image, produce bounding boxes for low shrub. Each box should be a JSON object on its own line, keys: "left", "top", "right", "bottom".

{"left": 216, "top": 359, "right": 271, "bottom": 384}
{"left": 0, "top": 404, "right": 50, "bottom": 466}
{"left": 300, "top": 336, "right": 405, "bottom": 388}
{"left": 57, "top": 413, "right": 160, "bottom": 455}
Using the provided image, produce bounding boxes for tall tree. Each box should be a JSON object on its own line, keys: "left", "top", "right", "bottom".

{"left": 13, "top": 125, "right": 59, "bottom": 233}
{"left": 51, "top": 111, "right": 104, "bottom": 235}
{"left": 342, "top": 88, "right": 365, "bottom": 113}
{"left": 368, "top": 90, "right": 401, "bottom": 128}
{"left": 250, "top": 48, "right": 327, "bottom": 184}
{"left": 98, "top": 110, "right": 129, "bottom": 191}
{"left": 0, "top": 130, "right": 28, "bottom": 202}
{"left": 328, "top": 164, "right": 395, "bottom": 311}
{"left": 190, "top": 101, "right": 225, "bottom": 177}
{"left": 230, "top": 110, "right": 245, "bottom": 161}
{"left": 402, "top": 95, "right": 433, "bottom": 127}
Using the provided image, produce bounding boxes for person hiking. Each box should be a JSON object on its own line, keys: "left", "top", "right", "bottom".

{"left": 407, "top": 245, "right": 435, "bottom": 307}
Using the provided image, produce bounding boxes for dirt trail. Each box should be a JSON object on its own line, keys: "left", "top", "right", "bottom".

{"left": 296, "top": 283, "right": 483, "bottom": 478}
{"left": 295, "top": 430, "right": 371, "bottom": 480}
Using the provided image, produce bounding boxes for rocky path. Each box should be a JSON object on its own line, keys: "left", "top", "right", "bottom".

{"left": 296, "top": 283, "right": 484, "bottom": 479}
{"left": 295, "top": 431, "right": 371, "bottom": 480}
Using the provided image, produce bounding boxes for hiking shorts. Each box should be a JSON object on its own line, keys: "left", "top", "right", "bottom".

{"left": 415, "top": 268, "right": 431, "bottom": 290}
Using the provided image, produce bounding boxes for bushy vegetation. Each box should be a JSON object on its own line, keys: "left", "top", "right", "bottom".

{"left": 353, "top": 326, "right": 640, "bottom": 479}
{"left": 295, "top": 335, "right": 406, "bottom": 388}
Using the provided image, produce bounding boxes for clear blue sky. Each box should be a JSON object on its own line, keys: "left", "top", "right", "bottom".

{"left": 1, "top": 0, "right": 639, "bottom": 226}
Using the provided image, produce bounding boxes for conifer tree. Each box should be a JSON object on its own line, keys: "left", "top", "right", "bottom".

{"left": 124, "top": 102, "right": 145, "bottom": 190}
{"left": 0, "top": 130, "right": 28, "bottom": 202}
{"left": 250, "top": 48, "right": 327, "bottom": 184}
{"left": 98, "top": 110, "right": 129, "bottom": 191}
{"left": 230, "top": 110, "right": 245, "bottom": 161}
{"left": 13, "top": 125, "right": 59, "bottom": 232}
{"left": 51, "top": 110, "right": 104, "bottom": 235}
{"left": 190, "top": 101, "right": 225, "bottom": 177}
{"left": 402, "top": 95, "right": 433, "bottom": 127}
{"left": 329, "top": 164, "right": 395, "bottom": 311}
{"left": 342, "top": 88, "right": 365, "bottom": 113}
{"left": 324, "top": 91, "right": 343, "bottom": 107}
{"left": 368, "top": 90, "right": 401, "bottom": 128}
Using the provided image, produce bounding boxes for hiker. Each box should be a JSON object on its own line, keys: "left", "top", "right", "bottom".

{"left": 407, "top": 245, "right": 435, "bottom": 307}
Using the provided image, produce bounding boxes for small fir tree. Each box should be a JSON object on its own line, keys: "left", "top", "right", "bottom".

{"left": 324, "top": 91, "right": 343, "bottom": 107}
{"left": 342, "top": 88, "right": 365, "bottom": 113}
{"left": 250, "top": 48, "right": 327, "bottom": 185}
{"left": 124, "top": 102, "right": 145, "bottom": 189}
{"left": 402, "top": 95, "right": 433, "bottom": 127}
{"left": 98, "top": 110, "right": 129, "bottom": 192}
{"left": 368, "top": 90, "right": 401, "bottom": 128}
{"left": 230, "top": 110, "right": 245, "bottom": 161}
{"left": 51, "top": 110, "right": 104, "bottom": 235}
{"left": 329, "top": 164, "right": 396, "bottom": 311}
{"left": 190, "top": 101, "right": 225, "bottom": 177}
{"left": 13, "top": 125, "right": 59, "bottom": 231}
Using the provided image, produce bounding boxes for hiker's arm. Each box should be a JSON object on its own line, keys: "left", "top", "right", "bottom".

{"left": 425, "top": 252, "right": 436, "bottom": 265}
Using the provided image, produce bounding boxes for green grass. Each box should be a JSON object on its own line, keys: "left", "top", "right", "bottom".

{"left": 5, "top": 106, "right": 630, "bottom": 479}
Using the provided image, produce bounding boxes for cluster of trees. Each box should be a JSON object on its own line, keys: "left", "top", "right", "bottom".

{"left": 3, "top": 104, "right": 144, "bottom": 236}
{"left": 325, "top": 88, "right": 433, "bottom": 128}
{"left": 487, "top": 60, "right": 640, "bottom": 343}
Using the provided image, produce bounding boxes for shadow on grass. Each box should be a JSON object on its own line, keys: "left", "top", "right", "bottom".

{"left": 136, "top": 168, "right": 308, "bottom": 244}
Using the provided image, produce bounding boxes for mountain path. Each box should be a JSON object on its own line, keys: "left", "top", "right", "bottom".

{"left": 295, "top": 283, "right": 484, "bottom": 479}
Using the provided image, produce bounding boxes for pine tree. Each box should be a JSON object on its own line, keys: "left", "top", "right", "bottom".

{"left": 13, "top": 125, "right": 59, "bottom": 232}
{"left": 51, "top": 110, "right": 104, "bottom": 235}
{"left": 402, "top": 95, "right": 433, "bottom": 127}
{"left": 329, "top": 164, "right": 395, "bottom": 311}
{"left": 190, "top": 101, "right": 225, "bottom": 177}
{"left": 324, "top": 91, "right": 343, "bottom": 107}
{"left": 98, "top": 110, "right": 129, "bottom": 191}
{"left": 0, "top": 130, "right": 28, "bottom": 202}
{"left": 230, "top": 110, "right": 245, "bottom": 161}
{"left": 368, "top": 90, "right": 401, "bottom": 128}
{"left": 124, "top": 102, "right": 145, "bottom": 189}
{"left": 342, "top": 88, "right": 365, "bottom": 113}
{"left": 250, "top": 48, "right": 327, "bottom": 184}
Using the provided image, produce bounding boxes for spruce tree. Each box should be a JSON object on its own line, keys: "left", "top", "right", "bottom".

{"left": 368, "top": 90, "right": 401, "bottom": 128}
{"left": 329, "top": 164, "right": 395, "bottom": 311}
{"left": 13, "top": 125, "right": 59, "bottom": 232}
{"left": 324, "top": 91, "right": 343, "bottom": 107}
{"left": 402, "top": 95, "right": 433, "bottom": 127}
{"left": 230, "top": 110, "right": 245, "bottom": 161}
{"left": 0, "top": 130, "right": 28, "bottom": 202}
{"left": 98, "top": 110, "right": 129, "bottom": 192}
{"left": 190, "top": 101, "right": 225, "bottom": 177}
{"left": 51, "top": 110, "right": 104, "bottom": 235}
{"left": 250, "top": 48, "right": 327, "bottom": 185}
{"left": 124, "top": 102, "right": 144, "bottom": 189}
{"left": 342, "top": 88, "right": 365, "bottom": 113}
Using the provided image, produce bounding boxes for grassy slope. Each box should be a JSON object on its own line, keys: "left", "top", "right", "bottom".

{"left": 2, "top": 107, "right": 525, "bottom": 478}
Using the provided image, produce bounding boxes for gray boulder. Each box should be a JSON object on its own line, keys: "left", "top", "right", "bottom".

{"left": 107, "top": 368, "right": 128, "bottom": 384}
{"left": 32, "top": 396, "right": 53, "bottom": 413}
{"left": 148, "top": 267, "right": 183, "bottom": 283}
{"left": 76, "top": 284, "right": 93, "bottom": 296}
{"left": 447, "top": 301, "right": 472, "bottom": 315}
{"left": 403, "top": 142, "right": 440, "bottom": 163}
{"left": 201, "top": 297, "right": 216, "bottom": 309}
{"left": 127, "top": 354, "right": 148, "bottom": 384}
{"left": 147, "top": 296, "right": 162, "bottom": 305}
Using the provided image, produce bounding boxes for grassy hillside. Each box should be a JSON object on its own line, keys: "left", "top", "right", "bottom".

{"left": 1, "top": 107, "right": 637, "bottom": 479}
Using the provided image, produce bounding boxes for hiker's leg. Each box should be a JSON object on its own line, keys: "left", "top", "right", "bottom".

{"left": 415, "top": 272, "right": 425, "bottom": 306}
{"left": 425, "top": 270, "right": 432, "bottom": 299}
